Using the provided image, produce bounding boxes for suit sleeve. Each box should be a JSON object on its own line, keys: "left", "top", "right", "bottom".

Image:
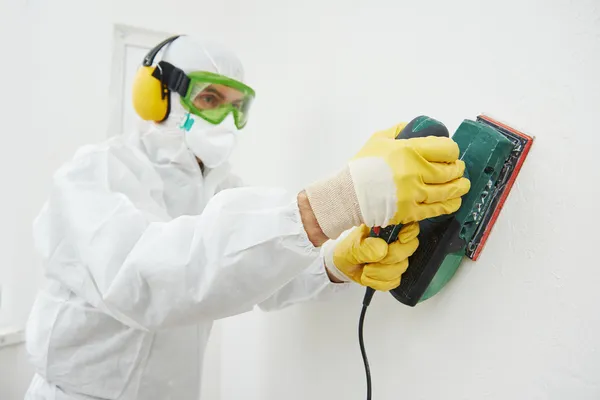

{"left": 34, "top": 147, "right": 322, "bottom": 331}
{"left": 215, "top": 171, "right": 352, "bottom": 313}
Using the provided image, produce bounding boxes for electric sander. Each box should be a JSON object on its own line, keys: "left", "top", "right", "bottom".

{"left": 366, "top": 114, "right": 534, "bottom": 306}
{"left": 357, "top": 115, "right": 534, "bottom": 400}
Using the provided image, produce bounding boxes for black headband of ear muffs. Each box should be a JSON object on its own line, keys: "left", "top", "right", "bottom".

{"left": 143, "top": 35, "right": 180, "bottom": 66}
{"left": 142, "top": 35, "right": 191, "bottom": 101}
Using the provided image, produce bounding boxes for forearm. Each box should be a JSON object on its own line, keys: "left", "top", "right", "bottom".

{"left": 48, "top": 178, "right": 324, "bottom": 330}
{"left": 257, "top": 253, "right": 351, "bottom": 311}
{"left": 101, "top": 187, "right": 325, "bottom": 328}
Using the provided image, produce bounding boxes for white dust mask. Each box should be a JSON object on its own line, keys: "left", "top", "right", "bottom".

{"left": 179, "top": 112, "right": 238, "bottom": 169}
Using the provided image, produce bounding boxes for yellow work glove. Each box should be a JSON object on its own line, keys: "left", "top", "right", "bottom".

{"left": 323, "top": 223, "right": 420, "bottom": 291}
{"left": 306, "top": 122, "right": 471, "bottom": 239}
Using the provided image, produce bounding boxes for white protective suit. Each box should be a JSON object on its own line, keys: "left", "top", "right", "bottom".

{"left": 24, "top": 36, "right": 350, "bottom": 400}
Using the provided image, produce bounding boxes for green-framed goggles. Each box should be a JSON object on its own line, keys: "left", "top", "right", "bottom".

{"left": 156, "top": 62, "right": 256, "bottom": 129}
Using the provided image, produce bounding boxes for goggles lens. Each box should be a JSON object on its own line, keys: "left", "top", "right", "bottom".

{"left": 181, "top": 71, "right": 255, "bottom": 129}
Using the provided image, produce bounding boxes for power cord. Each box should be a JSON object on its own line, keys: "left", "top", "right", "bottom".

{"left": 359, "top": 223, "right": 399, "bottom": 399}
{"left": 359, "top": 287, "right": 376, "bottom": 400}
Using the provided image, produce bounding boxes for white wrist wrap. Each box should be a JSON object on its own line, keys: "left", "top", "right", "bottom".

{"left": 347, "top": 157, "right": 397, "bottom": 228}
{"left": 305, "top": 167, "right": 363, "bottom": 239}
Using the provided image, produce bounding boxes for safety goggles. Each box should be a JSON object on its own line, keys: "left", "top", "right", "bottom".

{"left": 180, "top": 71, "right": 255, "bottom": 130}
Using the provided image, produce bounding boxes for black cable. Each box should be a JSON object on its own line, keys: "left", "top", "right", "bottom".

{"left": 359, "top": 287, "right": 375, "bottom": 400}
{"left": 358, "top": 223, "right": 394, "bottom": 399}
{"left": 359, "top": 304, "right": 371, "bottom": 400}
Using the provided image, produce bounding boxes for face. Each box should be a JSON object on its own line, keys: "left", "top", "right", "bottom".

{"left": 192, "top": 84, "right": 245, "bottom": 111}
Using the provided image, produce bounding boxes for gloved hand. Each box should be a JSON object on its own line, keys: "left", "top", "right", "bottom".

{"left": 305, "top": 122, "right": 470, "bottom": 239}
{"left": 323, "top": 223, "right": 420, "bottom": 291}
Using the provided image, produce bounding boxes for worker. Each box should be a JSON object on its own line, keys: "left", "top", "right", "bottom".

{"left": 24, "top": 35, "right": 470, "bottom": 399}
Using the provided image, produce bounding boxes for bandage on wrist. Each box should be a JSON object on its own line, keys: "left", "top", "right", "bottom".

{"left": 305, "top": 167, "right": 363, "bottom": 239}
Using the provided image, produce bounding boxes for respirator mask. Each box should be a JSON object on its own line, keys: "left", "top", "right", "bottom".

{"left": 179, "top": 110, "right": 238, "bottom": 168}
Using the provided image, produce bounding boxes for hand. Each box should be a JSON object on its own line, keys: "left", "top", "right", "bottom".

{"left": 352, "top": 124, "right": 471, "bottom": 226}
{"left": 305, "top": 122, "right": 470, "bottom": 239}
{"left": 323, "top": 223, "right": 419, "bottom": 291}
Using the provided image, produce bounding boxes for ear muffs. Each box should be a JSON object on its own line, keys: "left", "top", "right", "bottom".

{"left": 131, "top": 35, "right": 182, "bottom": 123}
{"left": 132, "top": 65, "right": 171, "bottom": 122}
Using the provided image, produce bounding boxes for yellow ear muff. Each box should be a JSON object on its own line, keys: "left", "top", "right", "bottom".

{"left": 132, "top": 66, "right": 170, "bottom": 122}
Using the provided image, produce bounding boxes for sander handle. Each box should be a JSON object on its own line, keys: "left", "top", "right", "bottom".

{"left": 364, "top": 116, "right": 450, "bottom": 306}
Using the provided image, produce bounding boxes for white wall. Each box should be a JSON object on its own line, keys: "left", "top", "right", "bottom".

{"left": 218, "top": 1, "right": 600, "bottom": 399}
{"left": 2, "top": 0, "right": 599, "bottom": 399}
{"left": 0, "top": 1, "right": 38, "bottom": 397}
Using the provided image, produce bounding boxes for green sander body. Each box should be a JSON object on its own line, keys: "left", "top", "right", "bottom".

{"left": 371, "top": 115, "right": 533, "bottom": 307}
